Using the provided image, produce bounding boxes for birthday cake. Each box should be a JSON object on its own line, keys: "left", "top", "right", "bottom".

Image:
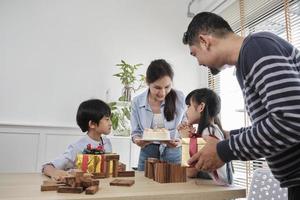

{"left": 142, "top": 128, "right": 170, "bottom": 140}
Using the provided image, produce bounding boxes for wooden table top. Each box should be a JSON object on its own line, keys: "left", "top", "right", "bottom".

{"left": 0, "top": 172, "right": 246, "bottom": 200}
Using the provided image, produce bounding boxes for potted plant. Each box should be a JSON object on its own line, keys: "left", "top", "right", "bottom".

{"left": 109, "top": 60, "right": 145, "bottom": 136}
{"left": 113, "top": 60, "right": 145, "bottom": 101}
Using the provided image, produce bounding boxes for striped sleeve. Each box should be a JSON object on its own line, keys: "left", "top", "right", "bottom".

{"left": 218, "top": 35, "right": 300, "bottom": 162}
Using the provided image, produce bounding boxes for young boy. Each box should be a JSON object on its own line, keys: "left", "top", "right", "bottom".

{"left": 42, "top": 99, "right": 112, "bottom": 180}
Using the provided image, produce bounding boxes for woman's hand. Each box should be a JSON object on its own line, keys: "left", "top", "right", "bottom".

{"left": 161, "top": 139, "right": 181, "bottom": 148}
{"left": 133, "top": 136, "right": 151, "bottom": 148}
{"left": 177, "top": 122, "right": 196, "bottom": 138}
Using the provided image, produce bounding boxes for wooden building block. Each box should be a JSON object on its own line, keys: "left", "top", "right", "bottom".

{"left": 65, "top": 176, "right": 76, "bottom": 187}
{"left": 169, "top": 164, "right": 187, "bottom": 183}
{"left": 74, "top": 172, "right": 84, "bottom": 185}
{"left": 117, "top": 171, "right": 135, "bottom": 177}
{"left": 80, "top": 178, "right": 99, "bottom": 188}
{"left": 154, "top": 162, "right": 169, "bottom": 183}
{"left": 41, "top": 184, "right": 59, "bottom": 191}
{"left": 85, "top": 185, "right": 99, "bottom": 195}
{"left": 147, "top": 162, "right": 155, "bottom": 179}
{"left": 105, "top": 160, "right": 110, "bottom": 178}
{"left": 92, "top": 172, "right": 106, "bottom": 179}
{"left": 92, "top": 179, "right": 100, "bottom": 186}
{"left": 81, "top": 179, "right": 93, "bottom": 189}
{"left": 105, "top": 154, "right": 120, "bottom": 161}
{"left": 43, "top": 180, "right": 64, "bottom": 185}
{"left": 109, "top": 179, "right": 135, "bottom": 186}
{"left": 144, "top": 160, "right": 148, "bottom": 177}
{"left": 57, "top": 186, "right": 83, "bottom": 193}
{"left": 112, "top": 160, "right": 119, "bottom": 177}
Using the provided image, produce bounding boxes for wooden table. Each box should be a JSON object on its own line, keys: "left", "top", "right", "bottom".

{"left": 0, "top": 172, "right": 246, "bottom": 200}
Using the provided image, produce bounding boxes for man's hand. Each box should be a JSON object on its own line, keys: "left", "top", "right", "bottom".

{"left": 223, "top": 130, "right": 230, "bottom": 139}
{"left": 188, "top": 136, "right": 225, "bottom": 172}
{"left": 177, "top": 122, "right": 196, "bottom": 138}
{"left": 133, "top": 136, "right": 151, "bottom": 148}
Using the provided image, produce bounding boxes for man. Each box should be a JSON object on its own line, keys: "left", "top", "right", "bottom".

{"left": 183, "top": 12, "right": 300, "bottom": 199}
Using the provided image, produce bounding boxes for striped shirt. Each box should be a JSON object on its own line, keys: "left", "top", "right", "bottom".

{"left": 217, "top": 32, "right": 300, "bottom": 188}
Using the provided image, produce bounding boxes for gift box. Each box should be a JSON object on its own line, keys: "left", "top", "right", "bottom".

{"left": 75, "top": 144, "right": 115, "bottom": 174}
{"left": 181, "top": 130, "right": 233, "bottom": 186}
{"left": 181, "top": 137, "right": 206, "bottom": 167}
{"left": 76, "top": 154, "right": 113, "bottom": 174}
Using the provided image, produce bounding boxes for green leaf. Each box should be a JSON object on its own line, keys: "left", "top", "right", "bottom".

{"left": 111, "top": 114, "right": 119, "bottom": 130}
{"left": 123, "top": 108, "right": 131, "bottom": 120}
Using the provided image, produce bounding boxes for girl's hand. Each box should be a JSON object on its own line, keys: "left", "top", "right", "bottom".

{"left": 177, "top": 122, "right": 196, "bottom": 138}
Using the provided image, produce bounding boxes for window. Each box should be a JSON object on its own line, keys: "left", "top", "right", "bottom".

{"left": 215, "top": 0, "right": 300, "bottom": 193}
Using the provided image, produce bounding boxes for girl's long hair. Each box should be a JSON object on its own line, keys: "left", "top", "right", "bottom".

{"left": 185, "top": 88, "right": 224, "bottom": 136}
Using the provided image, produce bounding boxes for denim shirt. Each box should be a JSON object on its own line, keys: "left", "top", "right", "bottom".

{"left": 131, "top": 89, "right": 186, "bottom": 140}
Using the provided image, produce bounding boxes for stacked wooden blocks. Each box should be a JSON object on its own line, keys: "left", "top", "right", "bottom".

{"left": 90, "top": 154, "right": 120, "bottom": 178}
{"left": 41, "top": 154, "right": 136, "bottom": 193}
{"left": 41, "top": 171, "right": 99, "bottom": 194}
{"left": 144, "top": 158, "right": 186, "bottom": 183}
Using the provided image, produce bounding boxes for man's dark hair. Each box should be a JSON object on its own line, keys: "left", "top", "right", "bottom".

{"left": 146, "top": 59, "right": 177, "bottom": 121}
{"left": 183, "top": 12, "right": 233, "bottom": 46}
{"left": 76, "top": 99, "right": 111, "bottom": 132}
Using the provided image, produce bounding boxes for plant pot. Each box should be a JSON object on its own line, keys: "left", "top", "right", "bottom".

{"left": 122, "top": 86, "right": 133, "bottom": 101}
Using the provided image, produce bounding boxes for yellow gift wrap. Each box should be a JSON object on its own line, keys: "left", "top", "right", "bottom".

{"left": 181, "top": 138, "right": 206, "bottom": 167}
{"left": 76, "top": 154, "right": 113, "bottom": 174}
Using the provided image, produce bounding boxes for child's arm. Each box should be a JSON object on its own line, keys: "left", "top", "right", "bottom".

{"left": 177, "top": 122, "right": 196, "bottom": 138}
{"left": 42, "top": 164, "right": 69, "bottom": 181}
{"left": 42, "top": 143, "right": 78, "bottom": 180}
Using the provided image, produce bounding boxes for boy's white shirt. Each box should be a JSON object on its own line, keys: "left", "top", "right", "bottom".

{"left": 47, "top": 134, "right": 112, "bottom": 170}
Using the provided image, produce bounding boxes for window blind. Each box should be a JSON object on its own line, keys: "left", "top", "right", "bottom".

{"left": 216, "top": 0, "right": 299, "bottom": 194}
{"left": 207, "top": 70, "right": 220, "bottom": 94}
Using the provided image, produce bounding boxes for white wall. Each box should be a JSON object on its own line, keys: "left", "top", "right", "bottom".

{"left": 0, "top": 0, "right": 208, "bottom": 172}
{"left": 0, "top": 0, "right": 207, "bottom": 127}
{"left": 0, "top": 124, "right": 138, "bottom": 172}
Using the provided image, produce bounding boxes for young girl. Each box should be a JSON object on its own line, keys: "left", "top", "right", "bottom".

{"left": 178, "top": 88, "right": 233, "bottom": 185}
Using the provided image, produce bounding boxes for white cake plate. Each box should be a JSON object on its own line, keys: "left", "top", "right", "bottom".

{"left": 135, "top": 138, "right": 172, "bottom": 142}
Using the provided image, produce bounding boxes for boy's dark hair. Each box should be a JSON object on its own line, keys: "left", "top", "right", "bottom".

{"left": 183, "top": 12, "right": 233, "bottom": 46}
{"left": 76, "top": 99, "right": 111, "bottom": 132}
{"left": 185, "top": 88, "right": 223, "bottom": 135}
{"left": 146, "top": 59, "right": 177, "bottom": 121}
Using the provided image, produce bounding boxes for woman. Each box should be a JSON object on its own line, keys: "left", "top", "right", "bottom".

{"left": 131, "top": 59, "right": 186, "bottom": 171}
